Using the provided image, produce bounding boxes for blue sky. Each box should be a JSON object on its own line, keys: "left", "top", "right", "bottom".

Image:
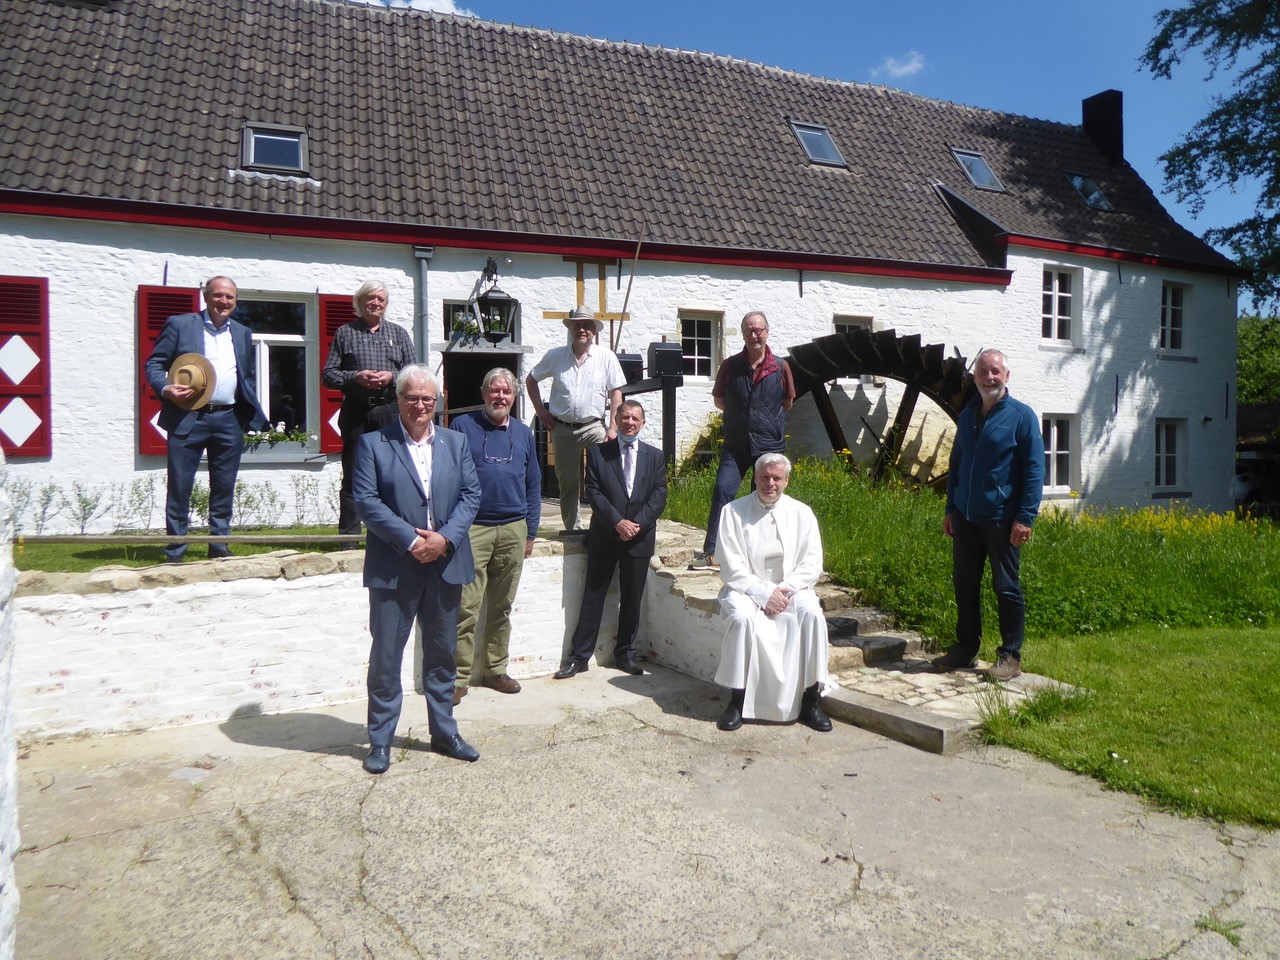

{"left": 351, "top": 0, "right": 1255, "bottom": 261}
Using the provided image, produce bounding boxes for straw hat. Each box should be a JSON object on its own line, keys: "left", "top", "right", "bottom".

{"left": 563, "top": 306, "right": 603, "bottom": 333}
{"left": 166, "top": 353, "right": 216, "bottom": 410}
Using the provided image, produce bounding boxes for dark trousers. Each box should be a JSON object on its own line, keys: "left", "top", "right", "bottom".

{"left": 567, "top": 542, "right": 651, "bottom": 665}
{"left": 165, "top": 407, "right": 244, "bottom": 561}
{"left": 703, "top": 446, "right": 757, "bottom": 555}
{"left": 951, "top": 514, "right": 1025, "bottom": 662}
{"left": 366, "top": 561, "right": 462, "bottom": 746}
{"left": 339, "top": 400, "right": 398, "bottom": 536}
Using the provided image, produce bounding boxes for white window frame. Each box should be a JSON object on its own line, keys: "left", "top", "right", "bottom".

{"left": 1041, "top": 415, "right": 1076, "bottom": 495}
{"left": 1041, "top": 267, "right": 1079, "bottom": 345}
{"left": 236, "top": 293, "right": 318, "bottom": 448}
{"left": 790, "top": 121, "right": 847, "bottom": 168}
{"left": 834, "top": 315, "right": 882, "bottom": 387}
{"left": 678, "top": 310, "right": 722, "bottom": 378}
{"left": 1154, "top": 418, "right": 1187, "bottom": 493}
{"left": 1160, "top": 282, "right": 1188, "bottom": 353}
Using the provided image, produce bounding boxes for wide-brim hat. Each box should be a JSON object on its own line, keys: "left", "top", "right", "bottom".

{"left": 564, "top": 306, "right": 604, "bottom": 333}
{"left": 167, "top": 352, "right": 216, "bottom": 410}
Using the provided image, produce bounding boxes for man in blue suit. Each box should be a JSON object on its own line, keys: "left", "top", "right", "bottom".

{"left": 353, "top": 364, "right": 482, "bottom": 773}
{"left": 144, "top": 276, "right": 268, "bottom": 562}
{"left": 554, "top": 399, "right": 667, "bottom": 679}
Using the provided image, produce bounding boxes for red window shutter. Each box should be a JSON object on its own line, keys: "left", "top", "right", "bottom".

{"left": 318, "top": 294, "right": 357, "bottom": 454}
{"left": 137, "top": 285, "right": 200, "bottom": 455}
{"left": 0, "top": 276, "right": 52, "bottom": 458}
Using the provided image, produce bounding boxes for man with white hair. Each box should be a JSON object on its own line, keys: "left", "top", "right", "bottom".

{"left": 934, "top": 347, "right": 1044, "bottom": 681}
{"left": 323, "top": 280, "right": 415, "bottom": 543}
{"left": 713, "top": 453, "right": 831, "bottom": 733}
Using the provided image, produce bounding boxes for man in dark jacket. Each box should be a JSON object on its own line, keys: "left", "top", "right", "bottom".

{"left": 689, "top": 311, "right": 794, "bottom": 572}
{"left": 934, "top": 348, "right": 1044, "bottom": 681}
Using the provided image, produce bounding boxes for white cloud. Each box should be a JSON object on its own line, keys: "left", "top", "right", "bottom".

{"left": 337, "top": 0, "right": 476, "bottom": 15}
{"left": 870, "top": 50, "right": 926, "bottom": 81}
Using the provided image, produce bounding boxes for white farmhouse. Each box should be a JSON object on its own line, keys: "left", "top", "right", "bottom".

{"left": 0, "top": 0, "right": 1244, "bottom": 532}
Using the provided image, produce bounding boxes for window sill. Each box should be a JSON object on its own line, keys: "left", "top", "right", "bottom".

{"left": 1151, "top": 490, "right": 1192, "bottom": 500}
{"left": 241, "top": 446, "right": 330, "bottom": 465}
{"left": 1038, "top": 341, "right": 1084, "bottom": 354}
{"left": 1042, "top": 489, "right": 1079, "bottom": 500}
{"left": 1156, "top": 352, "right": 1198, "bottom": 363}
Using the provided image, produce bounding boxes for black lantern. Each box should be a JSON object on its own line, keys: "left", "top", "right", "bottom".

{"left": 473, "top": 257, "right": 520, "bottom": 345}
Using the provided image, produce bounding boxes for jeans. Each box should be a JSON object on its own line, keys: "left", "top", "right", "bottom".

{"left": 950, "top": 513, "right": 1025, "bottom": 662}
{"left": 703, "top": 447, "right": 756, "bottom": 555}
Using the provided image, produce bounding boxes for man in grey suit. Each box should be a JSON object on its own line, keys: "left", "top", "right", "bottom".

{"left": 144, "top": 275, "right": 268, "bottom": 562}
{"left": 353, "top": 364, "right": 482, "bottom": 773}
{"left": 554, "top": 399, "right": 667, "bottom": 678}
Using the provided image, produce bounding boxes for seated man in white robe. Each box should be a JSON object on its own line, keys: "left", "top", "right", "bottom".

{"left": 713, "top": 453, "right": 832, "bottom": 732}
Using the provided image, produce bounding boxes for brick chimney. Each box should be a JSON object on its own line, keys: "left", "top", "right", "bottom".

{"left": 1083, "top": 90, "right": 1124, "bottom": 165}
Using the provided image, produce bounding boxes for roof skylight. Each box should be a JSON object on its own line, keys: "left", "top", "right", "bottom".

{"left": 951, "top": 149, "right": 1004, "bottom": 191}
{"left": 790, "top": 121, "right": 847, "bottom": 168}
{"left": 1067, "top": 172, "right": 1114, "bottom": 211}
{"left": 241, "top": 123, "right": 309, "bottom": 174}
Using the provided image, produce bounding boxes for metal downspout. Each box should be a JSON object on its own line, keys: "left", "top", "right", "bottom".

{"left": 414, "top": 246, "right": 434, "bottom": 364}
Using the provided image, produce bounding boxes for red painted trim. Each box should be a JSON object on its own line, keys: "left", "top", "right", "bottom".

{"left": 1, "top": 190, "right": 1012, "bottom": 287}
{"left": 1004, "top": 234, "right": 1248, "bottom": 279}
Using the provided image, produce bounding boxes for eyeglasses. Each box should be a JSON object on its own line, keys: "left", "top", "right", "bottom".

{"left": 399, "top": 394, "right": 438, "bottom": 407}
{"left": 482, "top": 430, "right": 513, "bottom": 464}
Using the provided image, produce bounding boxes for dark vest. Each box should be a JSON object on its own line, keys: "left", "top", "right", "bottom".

{"left": 721, "top": 352, "right": 787, "bottom": 457}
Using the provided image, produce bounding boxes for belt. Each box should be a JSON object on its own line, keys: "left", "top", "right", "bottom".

{"left": 366, "top": 395, "right": 393, "bottom": 407}
{"left": 553, "top": 416, "right": 598, "bottom": 428}
{"left": 203, "top": 403, "right": 235, "bottom": 413}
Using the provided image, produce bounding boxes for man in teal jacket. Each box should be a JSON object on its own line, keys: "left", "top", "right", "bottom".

{"left": 934, "top": 348, "right": 1044, "bottom": 681}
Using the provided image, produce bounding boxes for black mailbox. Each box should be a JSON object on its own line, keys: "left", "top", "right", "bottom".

{"left": 616, "top": 352, "right": 644, "bottom": 384}
{"left": 647, "top": 341, "right": 683, "bottom": 377}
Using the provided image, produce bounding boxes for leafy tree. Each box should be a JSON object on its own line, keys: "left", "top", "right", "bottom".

{"left": 1237, "top": 315, "right": 1280, "bottom": 404}
{"left": 1140, "top": 1, "right": 1280, "bottom": 309}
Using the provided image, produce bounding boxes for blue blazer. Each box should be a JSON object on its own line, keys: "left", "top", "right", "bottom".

{"left": 144, "top": 312, "right": 269, "bottom": 436}
{"left": 353, "top": 421, "right": 481, "bottom": 589}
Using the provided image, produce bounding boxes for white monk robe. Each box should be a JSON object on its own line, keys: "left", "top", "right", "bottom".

{"left": 713, "top": 491, "right": 830, "bottom": 722}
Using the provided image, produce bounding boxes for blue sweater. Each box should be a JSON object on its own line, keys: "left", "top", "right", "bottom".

{"left": 946, "top": 391, "right": 1045, "bottom": 526}
{"left": 449, "top": 411, "right": 542, "bottom": 539}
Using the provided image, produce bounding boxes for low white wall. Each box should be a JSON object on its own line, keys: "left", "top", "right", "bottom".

{"left": 0, "top": 458, "right": 18, "bottom": 960}
{"left": 11, "top": 536, "right": 725, "bottom": 741}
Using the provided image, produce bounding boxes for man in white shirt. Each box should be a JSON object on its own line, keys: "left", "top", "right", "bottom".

{"left": 526, "top": 306, "right": 626, "bottom": 532}
{"left": 714, "top": 453, "right": 832, "bottom": 733}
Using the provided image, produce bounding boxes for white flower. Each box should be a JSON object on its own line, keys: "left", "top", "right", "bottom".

{"left": 276, "top": 422, "right": 286, "bottom": 432}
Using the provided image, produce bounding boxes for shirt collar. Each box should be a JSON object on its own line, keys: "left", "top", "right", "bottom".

{"left": 398, "top": 418, "right": 435, "bottom": 446}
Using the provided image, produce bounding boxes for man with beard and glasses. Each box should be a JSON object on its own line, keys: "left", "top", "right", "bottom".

{"left": 450, "top": 367, "right": 541, "bottom": 703}
{"left": 933, "top": 348, "right": 1044, "bottom": 682}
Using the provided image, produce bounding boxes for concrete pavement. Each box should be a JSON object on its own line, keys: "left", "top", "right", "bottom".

{"left": 17, "top": 664, "right": 1279, "bottom": 959}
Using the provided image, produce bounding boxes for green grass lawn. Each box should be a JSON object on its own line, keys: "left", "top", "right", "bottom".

{"left": 981, "top": 625, "right": 1280, "bottom": 827}
{"left": 13, "top": 527, "right": 353, "bottom": 573}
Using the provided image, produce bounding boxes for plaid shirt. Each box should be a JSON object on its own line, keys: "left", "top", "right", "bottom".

{"left": 322, "top": 319, "right": 415, "bottom": 398}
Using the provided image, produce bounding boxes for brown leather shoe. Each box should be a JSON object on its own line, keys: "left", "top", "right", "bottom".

{"left": 479, "top": 674, "right": 521, "bottom": 694}
{"left": 452, "top": 686, "right": 468, "bottom": 706}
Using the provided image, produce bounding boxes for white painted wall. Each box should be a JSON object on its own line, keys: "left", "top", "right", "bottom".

{"left": 0, "top": 456, "right": 19, "bottom": 960}
{"left": 0, "top": 213, "right": 1238, "bottom": 534}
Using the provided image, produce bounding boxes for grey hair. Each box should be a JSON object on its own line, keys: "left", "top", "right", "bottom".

{"left": 203, "top": 275, "right": 237, "bottom": 297}
{"left": 395, "top": 364, "right": 437, "bottom": 396}
{"left": 741, "top": 310, "right": 768, "bottom": 333}
{"left": 353, "top": 280, "right": 389, "bottom": 315}
{"left": 481, "top": 367, "right": 517, "bottom": 393}
{"left": 755, "top": 452, "right": 791, "bottom": 477}
{"left": 974, "top": 348, "right": 1008, "bottom": 370}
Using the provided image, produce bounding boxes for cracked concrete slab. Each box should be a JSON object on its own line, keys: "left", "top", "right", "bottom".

{"left": 18, "top": 666, "right": 1280, "bottom": 959}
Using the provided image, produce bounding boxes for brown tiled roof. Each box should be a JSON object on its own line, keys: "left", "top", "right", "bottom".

{"left": 0, "top": 0, "right": 1238, "bottom": 274}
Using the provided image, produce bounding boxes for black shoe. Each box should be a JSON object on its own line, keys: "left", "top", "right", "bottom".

{"left": 931, "top": 648, "right": 978, "bottom": 672}
{"left": 164, "top": 555, "right": 184, "bottom": 565}
{"left": 430, "top": 733, "right": 479, "bottom": 762}
{"left": 553, "top": 660, "right": 589, "bottom": 679}
{"left": 362, "top": 745, "right": 391, "bottom": 774}
{"left": 615, "top": 656, "right": 643, "bottom": 676}
{"left": 798, "top": 694, "right": 833, "bottom": 733}
{"left": 208, "top": 547, "right": 232, "bottom": 559}
{"left": 717, "top": 702, "right": 743, "bottom": 731}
